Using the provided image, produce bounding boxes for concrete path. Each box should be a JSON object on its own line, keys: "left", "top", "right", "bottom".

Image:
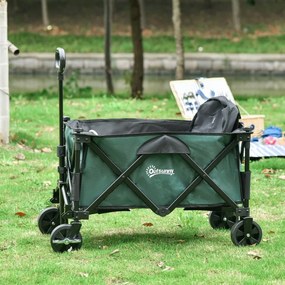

{"left": 9, "top": 52, "right": 285, "bottom": 75}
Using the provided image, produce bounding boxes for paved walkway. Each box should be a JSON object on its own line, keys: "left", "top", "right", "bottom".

{"left": 9, "top": 52, "right": 285, "bottom": 75}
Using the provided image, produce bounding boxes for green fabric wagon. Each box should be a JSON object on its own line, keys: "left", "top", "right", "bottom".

{"left": 37, "top": 48, "right": 262, "bottom": 252}
{"left": 65, "top": 119, "right": 242, "bottom": 212}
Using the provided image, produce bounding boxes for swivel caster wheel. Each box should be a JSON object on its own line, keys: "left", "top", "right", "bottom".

{"left": 50, "top": 224, "right": 82, "bottom": 253}
{"left": 231, "top": 219, "right": 262, "bottom": 246}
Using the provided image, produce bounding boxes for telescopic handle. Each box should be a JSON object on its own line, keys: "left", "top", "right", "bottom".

{"left": 55, "top": 47, "right": 66, "bottom": 222}
{"left": 55, "top": 47, "right": 66, "bottom": 163}
{"left": 55, "top": 47, "right": 66, "bottom": 75}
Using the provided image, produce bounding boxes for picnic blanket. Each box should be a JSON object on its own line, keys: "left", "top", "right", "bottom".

{"left": 250, "top": 142, "right": 285, "bottom": 158}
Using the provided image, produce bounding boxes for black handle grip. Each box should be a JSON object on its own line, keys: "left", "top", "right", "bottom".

{"left": 55, "top": 47, "right": 66, "bottom": 74}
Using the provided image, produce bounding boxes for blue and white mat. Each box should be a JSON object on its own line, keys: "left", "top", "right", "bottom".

{"left": 250, "top": 142, "right": 285, "bottom": 158}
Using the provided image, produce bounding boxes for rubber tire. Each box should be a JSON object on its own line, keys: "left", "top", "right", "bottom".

{"left": 50, "top": 224, "right": 82, "bottom": 253}
{"left": 209, "top": 211, "right": 237, "bottom": 230}
{"left": 38, "top": 207, "right": 60, "bottom": 234}
{"left": 231, "top": 220, "right": 262, "bottom": 246}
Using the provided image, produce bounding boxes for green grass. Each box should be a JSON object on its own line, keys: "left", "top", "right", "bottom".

{"left": 9, "top": 32, "right": 285, "bottom": 53}
{"left": 1, "top": 90, "right": 285, "bottom": 284}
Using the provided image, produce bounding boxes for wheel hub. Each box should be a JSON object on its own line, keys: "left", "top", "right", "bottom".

{"left": 52, "top": 238, "right": 82, "bottom": 245}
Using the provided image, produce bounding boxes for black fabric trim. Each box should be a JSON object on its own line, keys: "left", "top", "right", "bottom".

{"left": 66, "top": 118, "right": 191, "bottom": 136}
{"left": 66, "top": 118, "right": 244, "bottom": 137}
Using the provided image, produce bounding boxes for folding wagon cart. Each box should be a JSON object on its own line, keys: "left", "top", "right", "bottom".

{"left": 38, "top": 48, "right": 262, "bottom": 252}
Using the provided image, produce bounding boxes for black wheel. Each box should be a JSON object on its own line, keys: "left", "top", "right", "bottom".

{"left": 231, "top": 220, "right": 262, "bottom": 246}
{"left": 50, "top": 224, "right": 82, "bottom": 253}
{"left": 38, "top": 207, "right": 60, "bottom": 234}
{"left": 209, "top": 211, "right": 237, "bottom": 230}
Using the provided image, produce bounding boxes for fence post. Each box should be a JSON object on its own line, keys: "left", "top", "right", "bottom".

{"left": 0, "top": 0, "right": 9, "bottom": 144}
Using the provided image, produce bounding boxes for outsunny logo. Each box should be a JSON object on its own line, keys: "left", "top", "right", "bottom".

{"left": 146, "top": 165, "right": 175, "bottom": 178}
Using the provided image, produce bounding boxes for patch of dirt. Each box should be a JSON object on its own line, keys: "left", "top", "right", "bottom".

{"left": 8, "top": 0, "right": 285, "bottom": 38}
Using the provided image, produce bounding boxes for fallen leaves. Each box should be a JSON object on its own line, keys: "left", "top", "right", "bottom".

{"left": 79, "top": 272, "right": 89, "bottom": 278}
{"left": 194, "top": 233, "right": 205, "bottom": 239}
{"left": 41, "top": 147, "right": 52, "bottom": 153}
{"left": 14, "top": 153, "right": 26, "bottom": 161}
{"left": 9, "top": 175, "right": 18, "bottom": 180}
{"left": 12, "top": 144, "right": 53, "bottom": 163}
{"left": 278, "top": 175, "right": 285, "bottom": 180}
{"left": 262, "top": 168, "right": 275, "bottom": 174}
{"left": 99, "top": 245, "right": 109, "bottom": 250}
{"left": 157, "top": 261, "right": 174, "bottom": 272}
{"left": 261, "top": 169, "right": 285, "bottom": 181}
{"left": 0, "top": 241, "right": 15, "bottom": 251}
{"left": 143, "top": 222, "right": 153, "bottom": 227}
{"left": 36, "top": 127, "right": 55, "bottom": 138}
{"left": 262, "top": 168, "right": 275, "bottom": 178}
{"left": 43, "top": 181, "right": 52, "bottom": 187}
{"left": 247, "top": 250, "right": 262, "bottom": 260}
{"left": 109, "top": 249, "right": 120, "bottom": 256}
{"left": 107, "top": 277, "right": 130, "bottom": 285}
{"left": 15, "top": 211, "right": 26, "bottom": 217}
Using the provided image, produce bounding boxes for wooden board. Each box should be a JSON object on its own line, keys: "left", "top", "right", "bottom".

{"left": 170, "top": 77, "right": 235, "bottom": 120}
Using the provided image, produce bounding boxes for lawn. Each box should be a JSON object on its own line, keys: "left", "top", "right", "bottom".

{"left": 0, "top": 89, "right": 285, "bottom": 284}
{"left": 9, "top": 32, "right": 285, "bottom": 54}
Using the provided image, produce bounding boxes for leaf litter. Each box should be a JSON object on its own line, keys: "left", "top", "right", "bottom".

{"left": 157, "top": 261, "right": 174, "bottom": 271}
{"left": 247, "top": 250, "right": 262, "bottom": 260}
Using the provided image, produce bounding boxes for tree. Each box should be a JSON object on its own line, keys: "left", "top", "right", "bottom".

{"left": 172, "top": 0, "right": 184, "bottom": 80}
{"left": 104, "top": 0, "right": 114, "bottom": 94}
{"left": 129, "top": 0, "right": 144, "bottom": 99}
{"left": 41, "top": 0, "right": 50, "bottom": 28}
{"left": 232, "top": 0, "right": 241, "bottom": 33}
{"left": 139, "top": 0, "right": 146, "bottom": 30}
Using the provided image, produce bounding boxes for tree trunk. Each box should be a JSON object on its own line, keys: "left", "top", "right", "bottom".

{"left": 129, "top": 0, "right": 144, "bottom": 99}
{"left": 139, "top": 0, "right": 146, "bottom": 30}
{"left": 104, "top": 0, "right": 114, "bottom": 94}
{"left": 172, "top": 0, "right": 184, "bottom": 80}
{"left": 232, "top": 0, "right": 241, "bottom": 33}
{"left": 41, "top": 0, "right": 50, "bottom": 27}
